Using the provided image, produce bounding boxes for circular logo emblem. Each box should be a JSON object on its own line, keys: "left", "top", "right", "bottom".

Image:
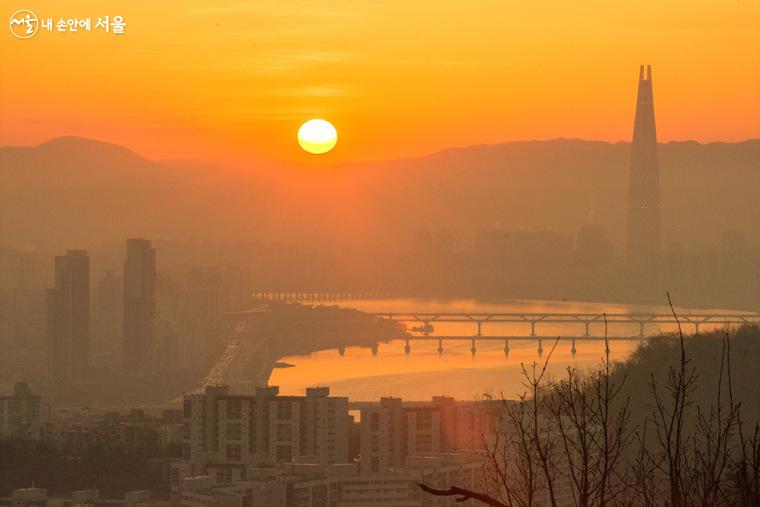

{"left": 9, "top": 10, "right": 38, "bottom": 39}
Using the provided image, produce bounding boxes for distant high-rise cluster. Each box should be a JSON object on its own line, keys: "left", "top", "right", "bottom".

{"left": 46, "top": 239, "right": 160, "bottom": 380}
{"left": 123, "top": 238, "right": 156, "bottom": 374}
{"left": 47, "top": 249, "right": 89, "bottom": 381}
{"left": 627, "top": 64, "right": 662, "bottom": 266}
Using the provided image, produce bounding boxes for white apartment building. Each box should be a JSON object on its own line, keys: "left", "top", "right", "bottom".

{"left": 359, "top": 396, "right": 504, "bottom": 473}
{"left": 179, "top": 385, "right": 350, "bottom": 483}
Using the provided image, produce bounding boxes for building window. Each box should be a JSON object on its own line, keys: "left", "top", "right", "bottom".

{"left": 370, "top": 412, "right": 380, "bottom": 431}
{"left": 276, "top": 423, "right": 291, "bottom": 441}
{"left": 226, "top": 400, "right": 242, "bottom": 419}
{"left": 276, "top": 445, "right": 292, "bottom": 462}
{"left": 416, "top": 433, "right": 432, "bottom": 452}
{"left": 226, "top": 422, "right": 241, "bottom": 440}
{"left": 218, "top": 467, "right": 233, "bottom": 483}
{"left": 416, "top": 412, "right": 432, "bottom": 431}
{"left": 371, "top": 457, "right": 380, "bottom": 473}
{"left": 277, "top": 402, "right": 292, "bottom": 420}
{"left": 226, "top": 444, "right": 241, "bottom": 461}
{"left": 371, "top": 435, "right": 379, "bottom": 452}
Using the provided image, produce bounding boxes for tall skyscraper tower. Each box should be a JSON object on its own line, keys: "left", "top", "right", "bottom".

{"left": 123, "top": 238, "right": 156, "bottom": 374}
{"left": 47, "top": 250, "right": 89, "bottom": 381}
{"left": 627, "top": 65, "right": 662, "bottom": 265}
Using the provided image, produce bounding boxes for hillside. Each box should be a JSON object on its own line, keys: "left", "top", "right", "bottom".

{"left": 1, "top": 136, "right": 759, "bottom": 251}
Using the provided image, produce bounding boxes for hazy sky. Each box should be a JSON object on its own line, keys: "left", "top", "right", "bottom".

{"left": 2, "top": 0, "right": 759, "bottom": 164}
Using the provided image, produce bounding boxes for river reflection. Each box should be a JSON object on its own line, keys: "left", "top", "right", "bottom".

{"left": 268, "top": 298, "right": 734, "bottom": 401}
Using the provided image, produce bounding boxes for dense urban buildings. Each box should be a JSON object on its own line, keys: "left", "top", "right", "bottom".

{"left": 47, "top": 250, "right": 90, "bottom": 382}
{"left": 171, "top": 384, "right": 494, "bottom": 505}
{"left": 123, "top": 239, "right": 156, "bottom": 374}
{"left": 0, "top": 383, "right": 491, "bottom": 506}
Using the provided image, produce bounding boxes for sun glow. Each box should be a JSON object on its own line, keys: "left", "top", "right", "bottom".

{"left": 298, "top": 119, "right": 338, "bottom": 155}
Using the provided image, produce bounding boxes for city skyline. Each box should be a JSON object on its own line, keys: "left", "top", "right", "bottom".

{"left": 3, "top": 1, "right": 760, "bottom": 504}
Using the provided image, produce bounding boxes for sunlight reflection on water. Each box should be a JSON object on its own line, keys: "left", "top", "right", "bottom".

{"left": 269, "top": 298, "right": 731, "bottom": 401}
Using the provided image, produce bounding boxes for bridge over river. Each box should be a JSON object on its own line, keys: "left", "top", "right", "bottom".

{"left": 369, "top": 311, "right": 760, "bottom": 356}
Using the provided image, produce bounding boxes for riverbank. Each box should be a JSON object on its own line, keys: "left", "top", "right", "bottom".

{"left": 176, "top": 300, "right": 408, "bottom": 400}
{"left": 268, "top": 297, "right": 758, "bottom": 400}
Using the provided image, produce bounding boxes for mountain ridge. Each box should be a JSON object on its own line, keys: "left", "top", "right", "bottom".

{"left": 3, "top": 135, "right": 759, "bottom": 168}
{"left": 1, "top": 135, "right": 759, "bottom": 251}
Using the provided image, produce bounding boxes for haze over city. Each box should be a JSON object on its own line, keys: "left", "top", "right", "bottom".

{"left": 1, "top": 1, "right": 759, "bottom": 506}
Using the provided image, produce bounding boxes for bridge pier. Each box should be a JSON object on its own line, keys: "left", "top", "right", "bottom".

{"left": 695, "top": 322, "right": 701, "bottom": 334}
{"left": 437, "top": 338, "right": 444, "bottom": 355}
{"left": 537, "top": 336, "right": 543, "bottom": 357}
{"left": 471, "top": 337, "right": 477, "bottom": 355}
{"left": 584, "top": 322, "right": 590, "bottom": 338}
{"left": 404, "top": 339, "right": 411, "bottom": 355}
{"left": 639, "top": 322, "right": 645, "bottom": 338}
{"left": 371, "top": 343, "right": 378, "bottom": 356}
{"left": 504, "top": 337, "right": 510, "bottom": 356}
{"left": 338, "top": 345, "right": 345, "bottom": 356}
{"left": 571, "top": 338, "right": 577, "bottom": 356}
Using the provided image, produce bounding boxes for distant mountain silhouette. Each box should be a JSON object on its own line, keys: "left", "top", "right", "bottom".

{"left": 2, "top": 136, "right": 759, "bottom": 250}
{"left": 0, "top": 136, "right": 273, "bottom": 247}
{"left": 347, "top": 138, "right": 760, "bottom": 249}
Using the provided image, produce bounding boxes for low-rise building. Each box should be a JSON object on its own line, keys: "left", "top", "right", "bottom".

{"left": 174, "top": 454, "right": 485, "bottom": 507}
{"left": 9, "top": 488, "right": 47, "bottom": 507}
{"left": 0, "top": 383, "right": 49, "bottom": 441}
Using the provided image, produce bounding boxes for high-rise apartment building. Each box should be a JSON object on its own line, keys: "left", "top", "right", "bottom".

{"left": 182, "top": 385, "right": 350, "bottom": 478}
{"left": 47, "top": 249, "right": 89, "bottom": 381}
{"left": 123, "top": 238, "right": 156, "bottom": 374}
{"left": 359, "top": 396, "right": 506, "bottom": 473}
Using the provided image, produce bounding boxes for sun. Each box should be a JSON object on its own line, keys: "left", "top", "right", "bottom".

{"left": 298, "top": 119, "right": 337, "bottom": 155}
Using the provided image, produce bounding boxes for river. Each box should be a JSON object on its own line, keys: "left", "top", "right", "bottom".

{"left": 268, "top": 298, "right": 737, "bottom": 401}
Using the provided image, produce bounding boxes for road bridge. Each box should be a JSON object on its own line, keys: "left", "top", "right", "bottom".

{"left": 369, "top": 311, "right": 760, "bottom": 356}
{"left": 253, "top": 292, "right": 387, "bottom": 302}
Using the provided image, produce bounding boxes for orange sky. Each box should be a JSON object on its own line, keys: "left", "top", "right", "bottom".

{"left": 1, "top": 0, "right": 759, "bottom": 165}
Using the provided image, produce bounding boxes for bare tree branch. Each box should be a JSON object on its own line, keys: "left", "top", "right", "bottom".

{"left": 417, "top": 483, "right": 507, "bottom": 506}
